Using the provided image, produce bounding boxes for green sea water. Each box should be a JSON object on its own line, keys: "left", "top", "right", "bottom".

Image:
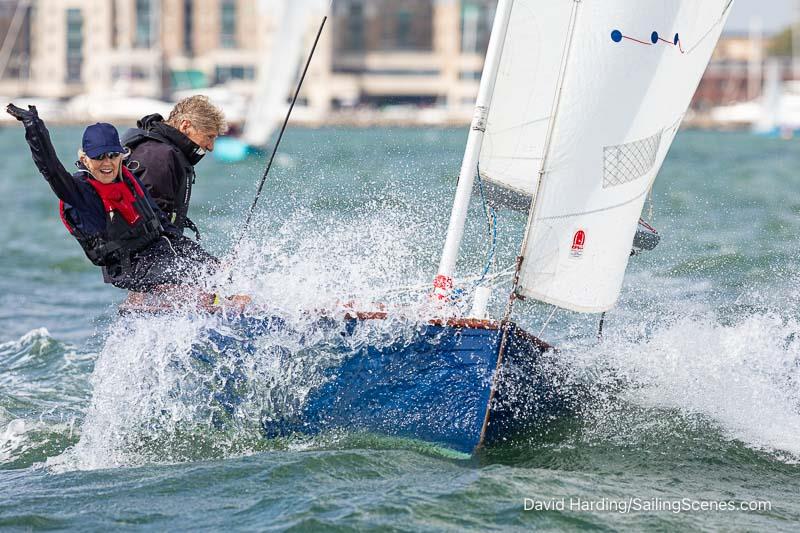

{"left": 0, "top": 124, "right": 799, "bottom": 531}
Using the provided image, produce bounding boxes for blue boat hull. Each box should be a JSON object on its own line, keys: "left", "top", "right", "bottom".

{"left": 212, "top": 137, "right": 265, "bottom": 163}
{"left": 119, "top": 295, "right": 566, "bottom": 454}
{"left": 255, "top": 317, "right": 561, "bottom": 454}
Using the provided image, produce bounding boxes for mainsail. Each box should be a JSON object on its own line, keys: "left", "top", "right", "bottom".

{"left": 477, "top": 0, "right": 733, "bottom": 312}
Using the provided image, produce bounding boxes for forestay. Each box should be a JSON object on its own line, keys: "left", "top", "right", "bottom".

{"left": 480, "top": 0, "right": 733, "bottom": 312}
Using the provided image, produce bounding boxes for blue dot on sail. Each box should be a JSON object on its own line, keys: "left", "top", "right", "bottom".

{"left": 651, "top": 31, "right": 659, "bottom": 44}
{"left": 611, "top": 30, "right": 622, "bottom": 43}
{"left": 674, "top": 33, "right": 680, "bottom": 45}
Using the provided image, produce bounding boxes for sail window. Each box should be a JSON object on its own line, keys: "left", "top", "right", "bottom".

{"left": 602, "top": 131, "right": 662, "bottom": 188}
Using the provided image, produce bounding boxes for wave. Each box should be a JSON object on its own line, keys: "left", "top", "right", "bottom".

{"left": 0, "top": 329, "right": 89, "bottom": 469}
{"left": 562, "top": 309, "right": 800, "bottom": 463}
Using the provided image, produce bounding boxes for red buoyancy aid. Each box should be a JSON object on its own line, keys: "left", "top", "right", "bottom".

{"left": 58, "top": 166, "right": 163, "bottom": 268}
{"left": 86, "top": 166, "right": 146, "bottom": 225}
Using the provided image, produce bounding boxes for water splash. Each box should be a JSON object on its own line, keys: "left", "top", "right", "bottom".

{"left": 562, "top": 308, "right": 800, "bottom": 462}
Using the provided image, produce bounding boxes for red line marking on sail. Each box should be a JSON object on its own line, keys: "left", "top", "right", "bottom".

{"left": 622, "top": 35, "right": 652, "bottom": 46}
{"left": 658, "top": 37, "right": 686, "bottom": 54}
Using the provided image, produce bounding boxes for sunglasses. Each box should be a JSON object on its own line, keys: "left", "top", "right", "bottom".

{"left": 91, "top": 152, "right": 123, "bottom": 161}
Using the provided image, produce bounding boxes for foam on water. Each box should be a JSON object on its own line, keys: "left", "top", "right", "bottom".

{"left": 55, "top": 206, "right": 452, "bottom": 469}
{"left": 40, "top": 198, "right": 800, "bottom": 469}
{"left": 561, "top": 305, "right": 800, "bottom": 462}
{"left": 219, "top": 205, "right": 434, "bottom": 311}
{"left": 0, "top": 419, "right": 27, "bottom": 463}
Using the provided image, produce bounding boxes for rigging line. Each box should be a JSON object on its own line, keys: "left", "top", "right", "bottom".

{"left": 475, "top": 163, "right": 498, "bottom": 285}
{"left": 484, "top": 3, "right": 583, "bottom": 450}
{"left": 538, "top": 305, "right": 558, "bottom": 338}
{"left": 597, "top": 312, "right": 606, "bottom": 341}
{"left": 685, "top": 1, "right": 734, "bottom": 55}
{"left": 510, "top": 0, "right": 582, "bottom": 295}
{"left": 536, "top": 184, "right": 651, "bottom": 221}
{"left": 483, "top": 115, "right": 550, "bottom": 136}
{"left": 234, "top": 11, "right": 329, "bottom": 247}
{"left": 622, "top": 35, "right": 653, "bottom": 46}
{"left": 657, "top": 37, "right": 686, "bottom": 54}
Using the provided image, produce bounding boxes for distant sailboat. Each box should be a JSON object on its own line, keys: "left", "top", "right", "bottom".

{"left": 713, "top": 5, "right": 800, "bottom": 137}
{"left": 214, "top": 0, "right": 319, "bottom": 162}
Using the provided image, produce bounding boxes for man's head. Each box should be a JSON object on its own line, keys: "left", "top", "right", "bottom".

{"left": 165, "top": 95, "right": 227, "bottom": 152}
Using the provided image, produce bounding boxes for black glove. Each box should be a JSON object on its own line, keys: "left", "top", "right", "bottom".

{"left": 6, "top": 103, "right": 38, "bottom": 125}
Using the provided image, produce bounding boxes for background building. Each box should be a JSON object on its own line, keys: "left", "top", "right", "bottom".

{"left": 0, "top": 0, "right": 792, "bottom": 125}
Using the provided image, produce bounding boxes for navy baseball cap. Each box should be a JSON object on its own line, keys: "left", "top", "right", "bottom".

{"left": 82, "top": 122, "right": 125, "bottom": 159}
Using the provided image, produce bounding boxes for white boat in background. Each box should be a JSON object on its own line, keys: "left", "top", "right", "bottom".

{"left": 214, "top": 0, "right": 325, "bottom": 162}
{"left": 711, "top": 58, "right": 800, "bottom": 137}
{"left": 64, "top": 93, "right": 174, "bottom": 124}
{"left": 0, "top": 97, "right": 64, "bottom": 123}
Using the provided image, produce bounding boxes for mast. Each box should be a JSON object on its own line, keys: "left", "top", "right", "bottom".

{"left": 747, "top": 17, "right": 762, "bottom": 102}
{"left": 794, "top": 0, "right": 800, "bottom": 79}
{"left": 434, "top": 0, "right": 515, "bottom": 297}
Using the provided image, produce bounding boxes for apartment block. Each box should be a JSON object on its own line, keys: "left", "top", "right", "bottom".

{"left": 0, "top": 0, "right": 753, "bottom": 123}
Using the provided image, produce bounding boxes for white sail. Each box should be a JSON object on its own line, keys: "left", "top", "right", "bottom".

{"left": 479, "top": 0, "right": 732, "bottom": 313}
{"left": 478, "top": 2, "right": 574, "bottom": 207}
{"left": 243, "top": 0, "right": 310, "bottom": 147}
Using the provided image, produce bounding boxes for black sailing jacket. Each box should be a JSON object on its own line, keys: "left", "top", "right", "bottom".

{"left": 123, "top": 114, "right": 206, "bottom": 239}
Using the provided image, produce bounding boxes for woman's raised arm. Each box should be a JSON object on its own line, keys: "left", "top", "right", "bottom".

{"left": 6, "top": 103, "right": 80, "bottom": 203}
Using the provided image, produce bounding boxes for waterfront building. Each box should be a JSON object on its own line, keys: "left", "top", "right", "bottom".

{"left": 0, "top": 0, "right": 778, "bottom": 123}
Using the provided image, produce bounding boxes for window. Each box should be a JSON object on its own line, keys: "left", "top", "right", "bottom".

{"left": 379, "top": 1, "right": 432, "bottom": 51}
{"left": 110, "top": 0, "right": 117, "bottom": 48}
{"left": 66, "top": 8, "right": 82, "bottom": 83}
{"left": 396, "top": 9, "right": 412, "bottom": 49}
{"left": 214, "top": 65, "right": 254, "bottom": 84}
{"left": 346, "top": 2, "right": 364, "bottom": 51}
{"left": 220, "top": 0, "right": 236, "bottom": 49}
{"left": 135, "top": 0, "right": 151, "bottom": 48}
{"left": 183, "top": 0, "right": 194, "bottom": 55}
{"left": 460, "top": 1, "right": 494, "bottom": 53}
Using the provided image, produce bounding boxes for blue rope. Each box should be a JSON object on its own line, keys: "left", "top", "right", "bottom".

{"left": 475, "top": 163, "right": 497, "bottom": 285}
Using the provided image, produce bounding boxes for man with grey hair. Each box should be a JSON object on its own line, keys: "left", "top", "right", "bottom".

{"left": 122, "top": 95, "right": 228, "bottom": 240}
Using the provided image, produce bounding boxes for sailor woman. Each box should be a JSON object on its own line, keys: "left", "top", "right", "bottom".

{"left": 6, "top": 103, "right": 219, "bottom": 293}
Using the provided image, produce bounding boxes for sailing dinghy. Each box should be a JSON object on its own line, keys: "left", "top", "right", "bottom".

{"left": 123, "top": 0, "right": 733, "bottom": 454}
{"left": 309, "top": 0, "right": 733, "bottom": 453}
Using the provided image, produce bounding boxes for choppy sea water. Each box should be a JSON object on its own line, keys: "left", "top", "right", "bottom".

{"left": 0, "top": 124, "right": 799, "bottom": 530}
